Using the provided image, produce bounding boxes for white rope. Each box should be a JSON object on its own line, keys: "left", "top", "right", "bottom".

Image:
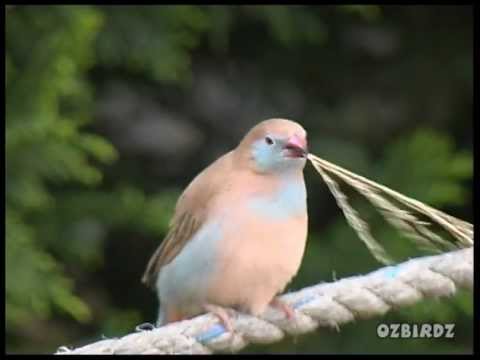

{"left": 56, "top": 247, "right": 473, "bottom": 354}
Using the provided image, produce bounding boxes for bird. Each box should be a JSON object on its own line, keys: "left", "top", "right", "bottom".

{"left": 141, "top": 118, "right": 309, "bottom": 331}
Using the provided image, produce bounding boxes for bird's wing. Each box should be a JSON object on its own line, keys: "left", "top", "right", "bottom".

{"left": 141, "top": 151, "right": 233, "bottom": 288}
{"left": 141, "top": 211, "right": 202, "bottom": 288}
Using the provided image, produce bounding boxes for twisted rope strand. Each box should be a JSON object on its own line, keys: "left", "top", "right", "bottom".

{"left": 56, "top": 247, "right": 473, "bottom": 355}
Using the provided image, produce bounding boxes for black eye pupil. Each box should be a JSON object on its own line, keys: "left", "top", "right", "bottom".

{"left": 265, "top": 137, "right": 274, "bottom": 145}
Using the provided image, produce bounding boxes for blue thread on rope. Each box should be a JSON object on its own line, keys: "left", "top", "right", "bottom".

{"left": 293, "top": 295, "right": 316, "bottom": 309}
{"left": 195, "top": 324, "right": 226, "bottom": 343}
{"left": 383, "top": 265, "right": 401, "bottom": 279}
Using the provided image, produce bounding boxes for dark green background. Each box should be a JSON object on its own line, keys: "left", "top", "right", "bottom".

{"left": 6, "top": 5, "right": 473, "bottom": 354}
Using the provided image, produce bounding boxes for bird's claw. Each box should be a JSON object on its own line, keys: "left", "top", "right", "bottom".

{"left": 203, "top": 304, "right": 234, "bottom": 333}
{"left": 270, "top": 297, "right": 296, "bottom": 320}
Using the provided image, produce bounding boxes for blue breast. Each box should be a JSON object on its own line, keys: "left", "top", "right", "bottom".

{"left": 248, "top": 180, "right": 306, "bottom": 220}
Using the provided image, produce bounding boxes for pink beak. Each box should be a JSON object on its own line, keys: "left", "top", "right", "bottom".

{"left": 284, "top": 134, "right": 308, "bottom": 158}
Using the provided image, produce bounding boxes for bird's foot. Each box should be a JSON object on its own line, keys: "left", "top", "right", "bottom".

{"left": 203, "top": 304, "right": 234, "bottom": 333}
{"left": 270, "top": 297, "right": 296, "bottom": 320}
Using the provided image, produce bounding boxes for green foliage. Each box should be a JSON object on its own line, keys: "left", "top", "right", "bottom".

{"left": 339, "top": 5, "right": 382, "bottom": 21}
{"left": 379, "top": 129, "right": 472, "bottom": 206}
{"left": 6, "top": 210, "right": 91, "bottom": 326}
{"left": 6, "top": 5, "right": 108, "bottom": 331}
{"left": 250, "top": 6, "right": 328, "bottom": 47}
{"left": 5, "top": 6, "right": 178, "bottom": 341}
{"left": 101, "top": 308, "right": 143, "bottom": 337}
{"left": 96, "top": 6, "right": 211, "bottom": 84}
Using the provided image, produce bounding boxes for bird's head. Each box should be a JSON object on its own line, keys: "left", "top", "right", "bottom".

{"left": 236, "top": 118, "right": 308, "bottom": 175}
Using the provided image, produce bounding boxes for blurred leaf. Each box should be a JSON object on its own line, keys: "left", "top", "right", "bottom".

{"left": 95, "top": 6, "right": 211, "bottom": 85}
{"left": 339, "top": 5, "right": 382, "bottom": 21}
{"left": 379, "top": 129, "right": 472, "bottom": 206}
{"left": 101, "top": 309, "right": 142, "bottom": 337}
{"left": 6, "top": 5, "right": 105, "bottom": 338}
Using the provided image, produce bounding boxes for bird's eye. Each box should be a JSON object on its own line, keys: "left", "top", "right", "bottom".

{"left": 265, "top": 136, "right": 274, "bottom": 145}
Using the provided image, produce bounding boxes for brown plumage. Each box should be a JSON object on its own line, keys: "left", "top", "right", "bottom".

{"left": 142, "top": 118, "right": 309, "bottom": 329}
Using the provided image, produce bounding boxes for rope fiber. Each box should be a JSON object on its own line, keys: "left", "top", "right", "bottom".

{"left": 56, "top": 247, "right": 473, "bottom": 354}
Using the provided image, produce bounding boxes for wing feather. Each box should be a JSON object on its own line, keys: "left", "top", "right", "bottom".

{"left": 141, "top": 212, "right": 201, "bottom": 288}
{"left": 141, "top": 151, "right": 234, "bottom": 289}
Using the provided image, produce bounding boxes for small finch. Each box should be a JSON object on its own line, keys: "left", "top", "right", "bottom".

{"left": 142, "top": 118, "right": 309, "bottom": 331}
